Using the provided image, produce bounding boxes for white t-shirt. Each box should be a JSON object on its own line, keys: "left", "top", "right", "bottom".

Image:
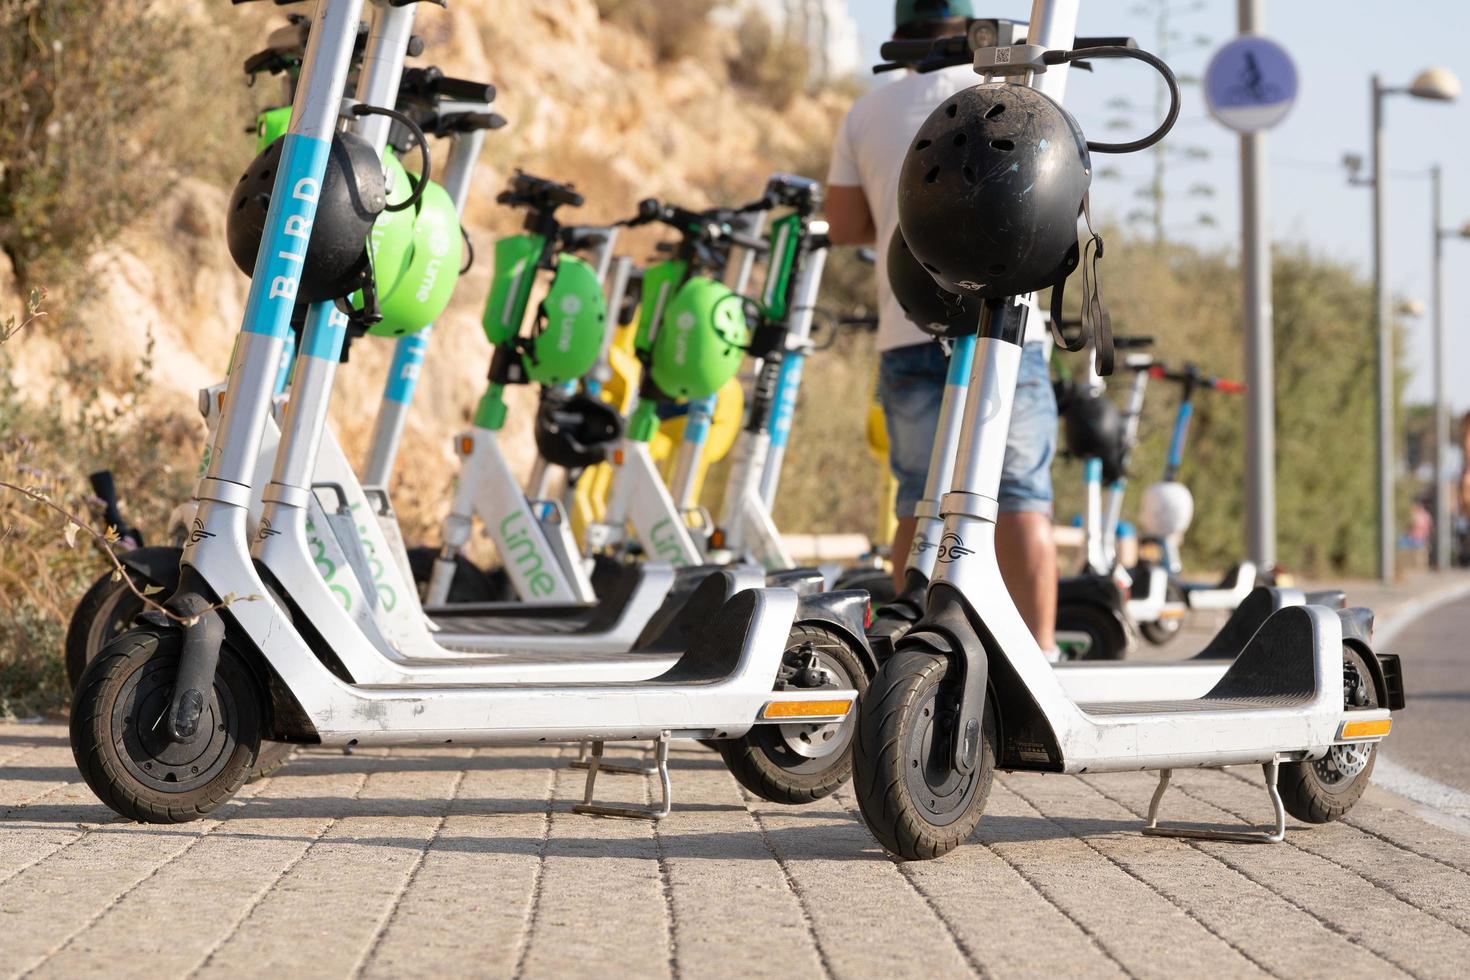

{"left": 828, "top": 66, "right": 1048, "bottom": 351}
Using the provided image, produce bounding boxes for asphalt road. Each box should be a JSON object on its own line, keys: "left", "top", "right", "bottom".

{"left": 1380, "top": 595, "right": 1470, "bottom": 794}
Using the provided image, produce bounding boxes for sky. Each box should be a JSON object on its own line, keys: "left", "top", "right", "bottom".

{"left": 844, "top": 0, "right": 1470, "bottom": 416}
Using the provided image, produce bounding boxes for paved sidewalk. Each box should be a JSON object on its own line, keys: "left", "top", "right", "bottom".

{"left": 2, "top": 573, "right": 1469, "bottom": 979}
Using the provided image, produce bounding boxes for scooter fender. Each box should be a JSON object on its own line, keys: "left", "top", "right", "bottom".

{"left": 794, "top": 589, "right": 878, "bottom": 679}
{"left": 1334, "top": 606, "right": 1406, "bottom": 711}
{"left": 867, "top": 567, "right": 929, "bottom": 663}
{"left": 118, "top": 545, "right": 185, "bottom": 593}
{"left": 894, "top": 583, "right": 988, "bottom": 776}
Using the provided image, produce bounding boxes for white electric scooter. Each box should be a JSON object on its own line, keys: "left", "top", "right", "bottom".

{"left": 69, "top": 0, "right": 860, "bottom": 824}
{"left": 722, "top": 4, "right": 1403, "bottom": 860}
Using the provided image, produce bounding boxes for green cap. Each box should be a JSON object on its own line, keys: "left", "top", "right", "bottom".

{"left": 895, "top": 0, "right": 972, "bottom": 29}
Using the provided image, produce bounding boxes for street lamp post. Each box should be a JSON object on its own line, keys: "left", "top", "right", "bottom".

{"left": 1361, "top": 68, "right": 1459, "bottom": 584}
{"left": 1431, "top": 168, "right": 1470, "bottom": 570}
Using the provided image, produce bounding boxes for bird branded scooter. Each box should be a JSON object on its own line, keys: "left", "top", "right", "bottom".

{"left": 1131, "top": 360, "right": 1257, "bottom": 644}
{"left": 724, "top": 5, "right": 1403, "bottom": 861}
{"left": 70, "top": 0, "right": 858, "bottom": 825}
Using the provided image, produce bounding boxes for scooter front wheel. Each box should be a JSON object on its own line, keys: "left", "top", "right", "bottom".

{"left": 1139, "top": 582, "right": 1187, "bottom": 646}
{"left": 719, "top": 625, "right": 867, "bottom": 804}
{"left": 70, "top": 627, "right": 263, "bottom": 823}
{"left": 1279, "top": 645, "right": 1380, "bottom": 824}
{"left": 852, "top": 646, "right": 996, "bottom": 860}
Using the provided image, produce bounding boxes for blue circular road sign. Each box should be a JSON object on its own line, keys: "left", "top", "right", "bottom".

{"left": 1204, "top": 35, "right": 1298, "bottom": 132}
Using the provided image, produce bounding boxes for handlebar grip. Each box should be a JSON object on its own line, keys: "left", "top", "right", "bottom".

{"left": 1073, "top": 36, "right": 1137, "bottom": 50}
{"left": 1212, "top": 379, "right": 1246, "bottom": 394}
{"left": 435, "top": 75, "right": 497, "bottom": 104}
{"left": 1112, "top": 335, "right": 1155, "bottom": 350}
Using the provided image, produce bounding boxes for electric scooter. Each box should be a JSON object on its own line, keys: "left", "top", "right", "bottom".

{"left": 69, "top": 0, "right": 860, "bottom": 824}
{"left": 721, "top": 6, "right": 1403, "bottom": 860}
{"left": 1130, "top": 360, "right": 1258, "bottom": 645}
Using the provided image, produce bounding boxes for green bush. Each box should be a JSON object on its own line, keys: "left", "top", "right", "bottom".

{"left": 0, "top": 2, "right": 262, "bottom": 283}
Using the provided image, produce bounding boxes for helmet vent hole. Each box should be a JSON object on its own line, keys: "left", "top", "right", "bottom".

{"left": 924, "top": 167, "right": 940, "bottom": 184}
{"left": 915, "top": 139, "right": 932, "bottom": 150}
{"left": 259, "top": 169, "right": 273, "bottom": 181}
{"left": 945, "top": 103, "right": 958, "bottom": 118}
{"left": 962, "top": 165, "right": 977, "bottom": 185}
{"left": 952, "top": 133, "right": 967, "bottom": 147}
{"left": 990, "top": 139, "right": 1015, "bottom": 152}
{"left": 985, "top": 103, "right": 1006, "bottom": 119}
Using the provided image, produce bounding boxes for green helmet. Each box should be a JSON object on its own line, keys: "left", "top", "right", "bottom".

{"left": 364, "top": 155, "right": 463, "bottom": 338}
{"left": 648, "top": 275, "right": 749, "bottom": 401}
{"left": 483, "top": 234, "right": 607, "bottom": 384}
{"left": 254, "top": 105, "right": 292, "bottom": 155}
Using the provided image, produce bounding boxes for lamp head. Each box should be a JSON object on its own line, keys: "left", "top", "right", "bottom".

{"left": 1409, "top": 67, "right": 1460, "bottom": 102}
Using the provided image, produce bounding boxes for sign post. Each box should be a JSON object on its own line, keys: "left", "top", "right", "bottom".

{"left": 1204, "top": 20, "right": 1298, "bottom": 574}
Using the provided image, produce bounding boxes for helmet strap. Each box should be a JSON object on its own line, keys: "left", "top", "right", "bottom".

{"left": 1048, "top": 192, "right": 1114, "bottom": 376}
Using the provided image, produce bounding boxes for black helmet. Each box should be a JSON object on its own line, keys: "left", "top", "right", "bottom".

{"left": 534, "top": 388, "right": 624, "bottom": 469}
{"left": 897, "top": 83, "right": 1090, "bottom": 300}
{"left": 886, "top": 226, "right": 981, "bottom": 338}
{"left": 1062, "top": 389, "right": 1125, "bottom": 484}
{"left": 226, "top": 131, "right": 386, "bottom": 304}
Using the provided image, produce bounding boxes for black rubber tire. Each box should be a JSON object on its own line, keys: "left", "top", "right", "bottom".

{"left": 851, "top": 646, "right": 997, "bottom": 860}
{"left": 70, "top": 627, "right": 263, "bottom": 823}
{"left": 1056, "top": 602, "right": 1127, "bottom": 660}
{"left": 406, "top": 546, "right": 503, "bottom": 604}
{"left": 833, "top": 566, "right": 898, "bottom": 607}
{"left": 248, "top": 741, "right": 295, "bottom": 782}
{"left": 718, "top": 625, "right": 869, "bottom": 805}
{"left": 1139, "top": 581, "right": 1187, "bottom": 647}
{"left": 1280, "top": 646, "right": 1380, "bottom": 824}
{"left": 65, "top": 572, "right": 146, "bottom": 690}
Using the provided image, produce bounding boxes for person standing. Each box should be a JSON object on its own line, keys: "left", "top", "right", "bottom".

{"left": 824, "top": 0, "right": 1060, "bottom": 657}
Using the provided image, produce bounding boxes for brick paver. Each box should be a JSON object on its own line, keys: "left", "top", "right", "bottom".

{"left": 3, "top": 574, "right": 1469, "bottom": 979}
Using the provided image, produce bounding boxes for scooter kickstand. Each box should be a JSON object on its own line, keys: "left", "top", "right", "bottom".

{"left": 573, "top": 732, "right": 672, "bottom": 820}
{"left": 569, "top": 739, "right": 658, "bottom": 776}
{"left": 1142, "top": 761, "right": 1286, "bottom": 844}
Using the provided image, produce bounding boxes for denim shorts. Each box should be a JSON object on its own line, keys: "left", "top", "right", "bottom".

{"left": 877, "top": 341, "right": 1056, "bottom": 518}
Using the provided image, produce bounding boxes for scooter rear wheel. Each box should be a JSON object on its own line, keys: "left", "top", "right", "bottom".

{"left": 719, "top": 625, "right": 867, "bottom": 804}
{"left": 1057, "top": 602, "right": 1128, "bottom": 660}
{"left": 852, "top": 646, "right": 996, "bottom": 860}
{"left": 65, "top": 571, "right": 146, "bottom": 689}
{"left": 1139, "top": 582, "right": 1187, "bottom": 646}
{"left": 70, "top": 627, "right": 263, "bottom": 823}
{"left": 1279, "top": 645, "right": 1379, "bottom": 824}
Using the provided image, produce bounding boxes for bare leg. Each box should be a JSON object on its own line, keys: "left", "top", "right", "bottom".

{"left": 997, "top": 511, "right": 1056, "bottom": 649}
{"left": 890, "top": 516, "right": 918, "bottom": 593}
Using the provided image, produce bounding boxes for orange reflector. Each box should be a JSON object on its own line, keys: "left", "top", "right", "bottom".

{"left": 709, "top": 529, "right": 726, "bottom": 549}
{"left": 458, "top": 436, "right": 474, "bottom": 455}
{"left": 612, "top": 449, "right": 625, "bottom": 466}
{"left": 1339, "top": 718, "right": 1392, "bottom": 740}
{"left": 761, "top": 699, "right": 852, "bottom": 720}
{"left": 1158, "top": 608, "right": 1187, "bottom": 620}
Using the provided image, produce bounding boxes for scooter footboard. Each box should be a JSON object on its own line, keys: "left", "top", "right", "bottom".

{"left": 1059, "top": 605, "right": 1369, "bottom": 772}
{"left": 297, "top": 587, "right": 854, "bottom": 745}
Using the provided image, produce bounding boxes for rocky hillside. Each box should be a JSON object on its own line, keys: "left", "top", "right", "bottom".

{"left": 2, "top": 0, "right": 853, "bottom": 538}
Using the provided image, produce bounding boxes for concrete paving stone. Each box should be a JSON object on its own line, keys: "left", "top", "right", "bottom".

{"left": 1069, "top": 772, "right": 1410, "bottom": 980}
{"left": 359, "top": 746, "right": 556, "bottom": 979}
{"left": 193, "top": 750, "right": 460, "bottom": 978}
{"left": 742, "top": 788, "right": 975, "bottom": 979}
{"left": 976, "top": 775, "right": 1263, "bottom": 980}
{"left": 25, "top": 755, "right": 364, "bottom": 979}
{"left": 651, "top": 746, "right": 825, "bottom": 980}
{"left": 1344, "top": 799, "right": 1470, "bottom": 877}
{"left": 878, "top": 790, "right": 1128, "bottom": 980}
{"left": 1099, "top": 767, "right": 1470, "bottom": 979}
{"left": 512, "top": 745, "right": 672, "bottom": 980}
